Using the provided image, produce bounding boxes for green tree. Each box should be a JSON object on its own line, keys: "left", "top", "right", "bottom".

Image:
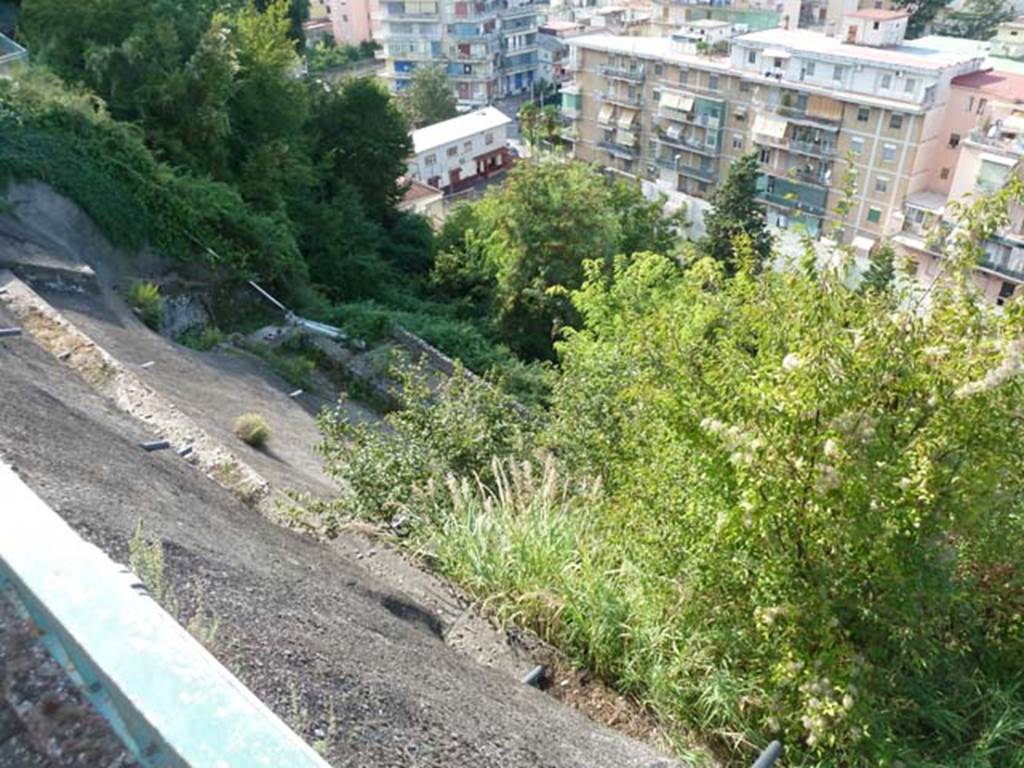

{"left": 401, "top": 64, "right": 457, "bottom": 128}
{"left": 700, "top": 152, "right": 773, "bottom": 274}
{"left": 893, "top": 0, "right": 950, "bottom": 38}
{"left": 309, "top": 77, "right": 412, "bottom": 222}
{"left": 859, "top": 241, "right": 896, "bottom": 294}
{"left": 941, "top": 0, "right": 1013, "bottom": 40}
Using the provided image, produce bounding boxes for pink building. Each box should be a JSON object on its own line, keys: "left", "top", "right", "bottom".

{"left": 308, "top": 0, "right": 374, "bottom": 46}
{"left": 895, "top": 69, "right": 1024, "bottom": 304}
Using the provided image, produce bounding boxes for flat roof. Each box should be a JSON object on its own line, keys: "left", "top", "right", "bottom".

{"left": 735, "top": 28, "right": 986, "bottom": 72}
{"left": 411, "top": 107, "right": 511, "bottom": 155}
{"left": 846, "top": 9, "right": 909, "bottom": 21}
{"left": 402, "top": 178, "right": 443, "bottom": 203}
{"left": 570, "top": 33, "right": 733, "bottom": 71}
{"left": 952, "top": 68, "right": 1024, "bottom": 101}
{"left": 684, "top": 19, "right": 732, "bottom": 28}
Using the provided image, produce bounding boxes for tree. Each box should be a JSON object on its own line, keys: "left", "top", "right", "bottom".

{"left": 941, "top": 0, "right": 1013, "bottom": 40}
{"left": 859, "top": 241, "right": 896, "bottom": 294}
{"left": 893, "top": 0, "right": 950, "bottom": 38}
{"left": 700, "top": 152, "right": 773, "bottom": 274}
{"left": 309, "top": 77, "right": 413, "bottom": 222}
{"left": 400, "top": 64, "right": 457, "bottom": 128}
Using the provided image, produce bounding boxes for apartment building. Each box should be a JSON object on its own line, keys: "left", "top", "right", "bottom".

{"left": 376, "top": 0, "right": 549, "bottom": 107}
{"left": 894, "top": 69, "right": 1024, "bottom": 303}
{"left": 306, "top": 0, "right": 375, "bottom": 45}
{"left": 991, "top": 18, "right": 1024, "bottom": 62}
{"left": 562, "top": 10, "right": 985, "bottom": 243}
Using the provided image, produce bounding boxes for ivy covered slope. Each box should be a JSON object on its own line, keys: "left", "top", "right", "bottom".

{"left": 320, "top": 181, "right": 1024, "bottom": 766}
{"left": 0, "top": 73, "right": 306, "bottom": 290}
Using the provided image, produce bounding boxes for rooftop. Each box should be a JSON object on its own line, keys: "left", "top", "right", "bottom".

{"left": 411, "top": 107, "right": 512, "bottom": 155}
{"left": 684, "top": 19, "right": 732, "bottom": 29}
{"left": 401, "top": 178, "right": 444, "bottom": 203}
{"left": 951, "top": 68, "right": 1024, "bottom": 102}
{"left": 736, "top": 28, "right": 986, "bottom": 72}
{"left": 570, "top": 33, "right": 733, "bottom": 71}
{"left": 845, "top": 9, "right": 909, "bottom": 21}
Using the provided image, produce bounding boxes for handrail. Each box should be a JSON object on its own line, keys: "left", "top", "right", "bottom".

{"left": 0, "top": 461, "right": 331, "bottom": 768}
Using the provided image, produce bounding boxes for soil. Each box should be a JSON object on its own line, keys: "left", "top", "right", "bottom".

{"left": 0, "top": 182, "right": 683, "bottom": 766}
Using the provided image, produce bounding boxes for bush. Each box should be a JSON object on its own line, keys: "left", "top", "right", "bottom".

{"left": 178, "top": 325, "right": 225, "bottom": 351}
{"left": 233, "top": 413, "right": 271, "bottom": 449}
{"left": 128, "top": 281, "right": 164, "bottom": 331}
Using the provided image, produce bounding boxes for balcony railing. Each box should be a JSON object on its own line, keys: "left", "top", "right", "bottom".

{"left": 656, "top": 132, "right": 719, "bottom": 156}
{"left": 758, "top": 190, "right": 826, "bottom": 216}
{"left": 599, "top": 91, "right": 643, "bottom": 108}
{"left": 599, "top": 139, "right": 639, "bottom": 157}
{"left": 600, "top": 64, "right": 645, "bottom": 82}
{"left": 788, "top": 139, "right": 838, "bottom": 157}
{"left": 980, "top": 245, "right": 1024, "bottom": 282}
{"left": 655, "top": 157, "right": 717, "bottom": 181}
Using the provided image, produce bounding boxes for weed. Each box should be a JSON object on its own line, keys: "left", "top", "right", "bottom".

{"left": 178, "top": 325, "right": 225, "bottom": 351}
{"left": 236, "top": 338, "right": 316, "bottom": 389}
{"left": 128, "top": 281, "right": 163, "bottom": 331}
{"left": 234, "top": 413, "right": 271, "bottom": 449}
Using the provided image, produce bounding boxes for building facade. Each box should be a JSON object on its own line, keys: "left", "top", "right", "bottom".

{"left": 562, "top": 13, "right": 985, "bottom": 244}
{"left": 376, "top": 0, "right": 549, "bottom": 107}
{"left": 307, "top": 0, "right": 375, "bottom": 45}
{"left": 407, "top": 107, "right": 514, "bottom": 191}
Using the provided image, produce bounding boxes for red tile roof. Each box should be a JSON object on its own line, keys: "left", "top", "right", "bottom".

{"left": 952, "top": 69, "right": 1024, "bottom": 102}
{"left": 401, "top": 179, "right": 443, "bottom": 204}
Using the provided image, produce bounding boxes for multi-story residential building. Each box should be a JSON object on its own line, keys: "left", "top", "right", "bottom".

{"left": 376, "top": 0, "right": 549, "bottom": 107}
{"left": 893, "top": 68, "right": 1024, "bottom": 303}
{"left": 650, "top": 0, "right": 799, "bottom": 35}
{"left": 991, "top": 17, "right": 1024, "bottom": 61}
{"left": 562, "top": 11, "right": 985, "bottom": 243}
{"left": 306, "top": 0, "right": 375, "bottom": 45}
{"left": 538, "top": 21, "right": 588, "bottom": 86}
{"left": 407, "top": 106, "right": 514, "bottom": 191}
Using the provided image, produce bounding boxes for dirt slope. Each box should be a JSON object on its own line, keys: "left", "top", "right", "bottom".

{"left": 0, "top": 182, "right": 681, "bottom": 767}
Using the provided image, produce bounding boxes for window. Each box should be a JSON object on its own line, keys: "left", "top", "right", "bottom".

{"left": 425, "top": 153, "right": 437, "bottom": 166}
{"left": 759, "top": 147, "right": 771, "bottom": 163}
{"left": 949, "top": 133, "right": 961, "bottom": 148}
{"left": 447, "top": 146, "right": 458, "bottom": 157}
{"left": 804, "top": 61, "right": 815, "bottom": 76}
{"left": 857, "top": 107, "right": 870, "bottom": 122}
{"left": 653, "top": 90, "right": 660, "bottom": 102}
{"left": 708, "top": 75, "right": 720, "bottom": 91}
{"left": 740, "top": 80, "right": 752, "bottom": 93}
{"left": 904, "top": 77, "right": 917, "bottom": 93}
{"left": 977, "top": 97, "right": 988, "bottom": 114}
{"left": 484, "top": 132, "right": 494, "bottom": 145}
{"left": 998, "top": 281, "right": 1017, "bottom": 306}
{"left": 875, "top": 176, "right": 889, "bottom": 193}
{"left": 889, "top": 113, "right": 903, "bottom": 130}
{"left": 851, "top": 136, "right": 865, "bottom": 155}
{"left": 880, "top": 73, "right": 892, "bottom": 89}
{"left": 873, "top": 21, "right": 880, "bottom": 30}
{"left": 732, "top": 135, "right": 744, "bottom": 150}
{"left": 867, "top": 207, "right": 882, "bottom": 224}
{"left": 655, "top": 64, "right": 663, "bottom": 76}
{"left": 679, "top": 70, "right": 688, "bottom": 85}
{"left": 940, "top": 167, "right": 950, "bottom": 180}
{"left": 882, "top": 143, "right": 897, "bottom": 162}
{"left": 747, "top": 50, "right": 757, "bottom": 64}
{"left": 833, "top": 65, "right": 845, "bottom": 82}
{"left": 966, "top": 96, "right": 975, "bottom": 112}
{"left": 463, "top": 140, "right": 472, "bottom": 152}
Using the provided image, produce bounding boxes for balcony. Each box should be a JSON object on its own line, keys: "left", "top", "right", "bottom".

{"left": 655, "top": 157, "right": 717, "bottom": 182}
{"left": 787, "top": 166, "right": 831, "bottom": 187}
{"left": 787, "top": 139, "right": 838, "bottom": 157}
{"left": 599, "top": 140, "right": 639, "bottom": 158}
{"left": 600, "top": 64, "right": 645, "bottom": 82}
{"left": 599, "top": 91, "right": 643, "bottom": 108}
{"left": 758, "top": 176, "right": 827, "bottom": 216}
{"left": 979, "top": 242, "right": 1024, "bottom": 282}
{"left": 376, "top": 5, "right": 441, "bottom": 20}
{"left": 656, "top": 131, "right": 719, "bottom": 156}
{"left": 451, "top": 1, "right": 501, "bottom": 21}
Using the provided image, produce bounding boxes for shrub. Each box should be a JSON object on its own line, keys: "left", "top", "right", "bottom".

{"left": 128, "top": 281, "right": 164, "bottom": 331}
{"left": 178, "top": 325, "right": 225, "bottom": 351}
{"left": 233, "top": 413, "right": 271, "bottom": 449}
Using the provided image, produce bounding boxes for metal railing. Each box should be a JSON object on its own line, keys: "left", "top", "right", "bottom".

{"left": 600, "top": 64, "right": 645, "bottom": 81}
{"left": 0, "top": 461, "right": 332, "bottom": 768}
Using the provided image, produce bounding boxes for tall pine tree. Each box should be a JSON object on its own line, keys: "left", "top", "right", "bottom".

{"left": 700, "top": 152, "right": 773, "bottom": 275}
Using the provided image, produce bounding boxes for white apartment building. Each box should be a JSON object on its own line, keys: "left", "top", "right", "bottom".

{"left": 407, "top": 107, "right": 514, "bottom": 191}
